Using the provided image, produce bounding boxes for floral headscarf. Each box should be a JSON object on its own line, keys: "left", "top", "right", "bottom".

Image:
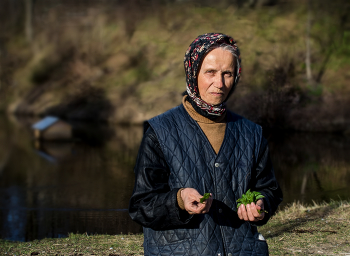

{"left": 184, "top": 33, "right": 241, "bottom": 117}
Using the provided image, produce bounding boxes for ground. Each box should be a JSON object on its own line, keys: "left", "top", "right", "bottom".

{"left": 1, "top": 201, "right": 349, "bottom": 255}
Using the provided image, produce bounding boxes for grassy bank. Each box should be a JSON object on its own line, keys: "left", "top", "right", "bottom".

{"left": 1, "top": 200, "right": 349, "bottom": 255}
{"left": 260, "top": 200, "right": 350, "bottom": 255}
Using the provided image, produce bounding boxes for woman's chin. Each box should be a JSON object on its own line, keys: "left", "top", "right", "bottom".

{"left": 206, "top": 98, "right": 225, "bottom": 106}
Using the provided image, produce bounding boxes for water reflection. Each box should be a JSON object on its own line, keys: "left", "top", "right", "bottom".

{"left": 269, "top": 131, "right": 350, "bottom": 207}
{"left": 0, "top": 114, "right": 143, "bottom": 241}
{"left": 1, "top": 114, "right": 350, "bottom": 241}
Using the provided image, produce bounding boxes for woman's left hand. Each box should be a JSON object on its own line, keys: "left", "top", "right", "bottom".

{"left": 237, "top": 199, "right": 265, "bottom": 222}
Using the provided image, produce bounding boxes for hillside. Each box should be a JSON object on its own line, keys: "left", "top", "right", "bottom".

{"left": 1, "top": 0, "right": 350, "bottom": 131}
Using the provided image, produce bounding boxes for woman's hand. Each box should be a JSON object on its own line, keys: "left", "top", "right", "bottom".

{"left": 237, "top": 199, "right": 265, "bottom": 222}
{"left": 181, "top": 188, "right": 213, "bottom": 215}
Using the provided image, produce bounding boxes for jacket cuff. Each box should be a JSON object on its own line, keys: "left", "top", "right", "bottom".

{"left": 173, "top": 188, "right": 193, "bottom": 224}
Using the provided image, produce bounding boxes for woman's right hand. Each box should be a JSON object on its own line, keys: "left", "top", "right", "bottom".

{"left": 181, "top": 188, "right": 213, "bottom": 214}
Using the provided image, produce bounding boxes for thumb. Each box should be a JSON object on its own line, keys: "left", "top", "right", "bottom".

{"left": 256, "top": 199, "right": 264, "bottom": 208}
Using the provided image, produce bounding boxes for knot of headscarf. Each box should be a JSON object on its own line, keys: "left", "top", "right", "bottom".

{"left": 184, "top": 33, "right": 241, "bottom": 117}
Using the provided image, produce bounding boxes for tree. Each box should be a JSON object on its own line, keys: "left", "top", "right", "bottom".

{"left": 25, "top": 0, "right": 33, "bottom": 43}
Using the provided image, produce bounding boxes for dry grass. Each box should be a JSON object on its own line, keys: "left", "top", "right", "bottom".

{"left": 0, "top": 233, "right": 144, "bottom": 256}
{"left": 1, "top": 201, "right": 350, "bottom": 255}
{"left": 259, "top": 200, "right": 350, "bottom": 255}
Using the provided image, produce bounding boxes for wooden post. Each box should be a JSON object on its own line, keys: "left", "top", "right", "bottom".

{"left": 34, "top": 129, "right": 41, "bottom": 140}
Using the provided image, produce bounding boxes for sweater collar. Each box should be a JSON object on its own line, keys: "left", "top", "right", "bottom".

{"left": 182, "top": 95, "right": 226, "bottom": 124}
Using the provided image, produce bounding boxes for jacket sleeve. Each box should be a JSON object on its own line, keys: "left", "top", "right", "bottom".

{"left": 128, "top": 126, "right": 192, "bottom": 230}
{"left": 251, "top": 136, "right": 283, "bottom": 226}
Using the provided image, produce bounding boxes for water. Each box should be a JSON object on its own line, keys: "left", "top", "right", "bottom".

{"left": 0, "top": 114, "right": 143, "bottom": 241}
{"left": 1, "top": 114, "right": 350, "bottom": 241}
{"left": 268, "top": 130, "right": 350, "bottom": 206}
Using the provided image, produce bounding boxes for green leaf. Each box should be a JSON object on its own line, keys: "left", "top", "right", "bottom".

{"left": 200, "top": 193, "right": 211, "bottom": 203}
{"left": 236, "top": 190, "right": 266, "bottom": 211}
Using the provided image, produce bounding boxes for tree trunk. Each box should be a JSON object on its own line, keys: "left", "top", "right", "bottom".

{"left": 25, "top": 0, "right": 33, "bottom": 43}
{"left": 305, "top": 0, "right": 313, "bottom": 84}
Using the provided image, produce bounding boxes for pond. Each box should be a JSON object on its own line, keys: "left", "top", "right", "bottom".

{"left": 1, "top": 114, "right": 350, "bottom": 241}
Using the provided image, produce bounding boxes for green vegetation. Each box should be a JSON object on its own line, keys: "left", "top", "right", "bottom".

{"left": 200, "top": 192, "right": 211, "bottom": 203}
{"left": 0, "top": 0, "right": 349, "bottom": 130}
{"left": 1, "top": 201, "right": 349, "bottom": 255}
{"left": 236, "top": 189, "right": 268, "bottom": 214}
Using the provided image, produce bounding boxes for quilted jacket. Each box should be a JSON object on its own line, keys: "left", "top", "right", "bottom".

{"left": 129, "top": 104, "right": 283, "bottom": 256}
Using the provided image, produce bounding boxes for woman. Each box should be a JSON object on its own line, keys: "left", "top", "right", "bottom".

{"left": 129, "top": 33, "right": 283, "bottom": 256}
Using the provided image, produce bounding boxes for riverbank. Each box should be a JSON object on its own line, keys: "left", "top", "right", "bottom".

{"left": 1, "top": 200, "right": 349, "bottom": 255}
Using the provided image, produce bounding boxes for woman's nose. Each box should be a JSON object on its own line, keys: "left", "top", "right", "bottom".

{"left": 214, "top": 73, "right": 224, "bottom": 88}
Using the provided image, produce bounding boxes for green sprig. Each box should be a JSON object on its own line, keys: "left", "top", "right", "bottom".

{"left": 200, "top": 193, "right": 211, "bottom": 203}
{"left": 236, "top": 189, "right": 268, "bottom": 214}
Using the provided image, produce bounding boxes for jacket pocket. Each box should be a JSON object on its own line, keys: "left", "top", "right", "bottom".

{"left": 253, "top": 239, "right": 269, "bottom": 256}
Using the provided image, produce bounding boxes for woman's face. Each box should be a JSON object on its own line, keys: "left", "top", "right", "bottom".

{"left": 197, "top": 48, "right": 235, "bottom": 105}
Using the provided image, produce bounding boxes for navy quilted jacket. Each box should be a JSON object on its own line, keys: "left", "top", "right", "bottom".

{"left": 129, "top": 105, "right": 283, "bottom": 256}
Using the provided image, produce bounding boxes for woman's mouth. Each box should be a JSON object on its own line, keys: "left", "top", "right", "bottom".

{"left": 210, "top": 92, "right": 224, "bottom": 96}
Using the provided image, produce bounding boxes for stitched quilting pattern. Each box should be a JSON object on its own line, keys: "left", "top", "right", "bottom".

{"left": 145, "top": 105, "right": 265, "bottom": 256}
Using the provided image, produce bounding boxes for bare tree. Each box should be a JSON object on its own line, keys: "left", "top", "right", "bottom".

{"left": 25, "top": 0, "right": 33, "bottom": 42}
{"left": 305, "top": 0, "right": 313, "bottom": 84}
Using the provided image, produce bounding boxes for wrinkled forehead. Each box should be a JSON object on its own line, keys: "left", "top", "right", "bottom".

{"left": 201, "top": 45, "right": 238, "bottom": 65}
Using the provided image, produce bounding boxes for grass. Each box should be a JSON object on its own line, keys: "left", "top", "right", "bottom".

{"left": 0, "top": 233, "right": 144, "bottom": 256}
{"left": 1, "top": 200, "right": 349, "bottom": 255}
{"left": 259, "top": 200, "right": 350, "bottom": 255}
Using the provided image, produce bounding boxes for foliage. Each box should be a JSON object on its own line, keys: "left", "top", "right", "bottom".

{"left": 200, "top": 193, "right": 211, "bottom": 203}
{"left": 0, "top": 0, "right": 350, "bottom": 130}
{"left": 236, "top": 189, "right": 268, "bottom": 213}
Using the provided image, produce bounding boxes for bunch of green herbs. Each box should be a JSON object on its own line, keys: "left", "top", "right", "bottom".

{"left": 237, "top": 189, "right": 268, "bottom": 213}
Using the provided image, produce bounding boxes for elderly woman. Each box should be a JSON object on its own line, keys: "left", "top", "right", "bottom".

{"left": 129, "top": 33, "right": 283, "bottom": 256}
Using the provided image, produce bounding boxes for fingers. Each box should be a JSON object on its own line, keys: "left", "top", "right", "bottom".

{"left": 238, "top": 204, "right": 248, "bottom": 220}
{"left": 247, "top": 203, "right": 262, "bottom": 220}
{"left": 188, "top": 203, "right": 206, "bottom": 214}
{"left": 256, "top": 199, "right": 264, "bottom": 209}
{"left": 237, "top": 202, "right": 265, "bottom": 222}
{"left": 181, "top": 189, "right": 213, "bottom": 215}
{"left": 189, "top": 194, "right": 213, "bottom": 214}
{"left": 202, "top": 195, "right": 213, "bottom": 213}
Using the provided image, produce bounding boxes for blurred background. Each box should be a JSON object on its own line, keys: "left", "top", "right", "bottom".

{"left": 0, "top": 0, "right": 350, "bottom": 242}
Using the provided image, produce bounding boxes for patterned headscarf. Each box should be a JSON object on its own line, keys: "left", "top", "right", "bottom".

{"left": 184, "top": 33, "right": 241, "bottom": 117}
